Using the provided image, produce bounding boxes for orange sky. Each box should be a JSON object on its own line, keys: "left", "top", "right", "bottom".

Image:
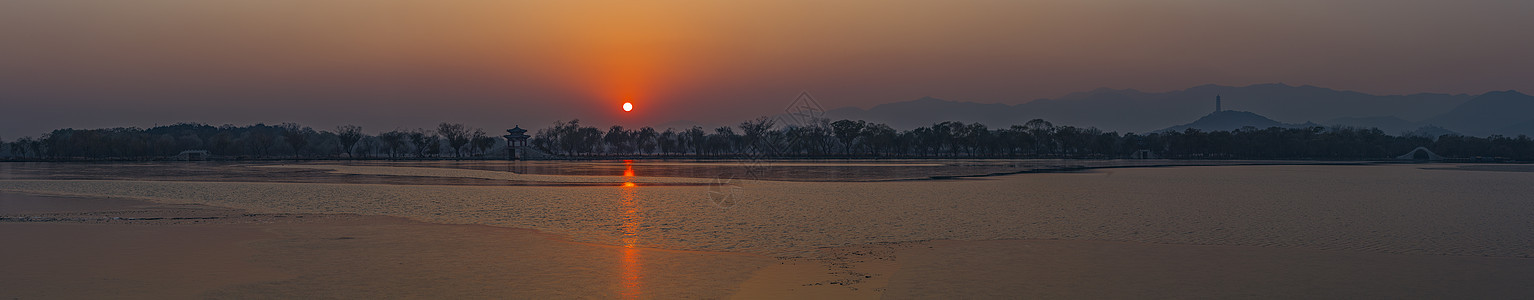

{"left": 2, "top": 0, "right": 1532, "bottom": 136}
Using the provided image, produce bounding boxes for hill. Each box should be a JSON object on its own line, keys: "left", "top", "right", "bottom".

{"left": 823, "top": 83, "right": 1470, "bottom": 133}
{"left": 1326, "top": 116, "right": 1418, "bottom": 134}
{"left": 1493, "top": 120, "right": 1534, "bottom": 137}
{"left": 1421, "top": 90, "right": 1534, "bottom": 136}
{"left": 1161, "top": 110, "right": 1294, "bottom": 132}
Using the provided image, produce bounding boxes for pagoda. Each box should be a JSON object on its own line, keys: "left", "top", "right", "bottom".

{"left": 503, "top": 126, "right": 530, "bottom": 160}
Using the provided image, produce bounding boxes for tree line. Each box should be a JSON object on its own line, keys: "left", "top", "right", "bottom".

{"left": 1, "top": 122, "right": 501, "bottom": 160}
{"left": 530, "top": 118, "right": 1533, "bottom": 160}
{"left": 3, "top": 118, "right": 1532, "bottom": 160}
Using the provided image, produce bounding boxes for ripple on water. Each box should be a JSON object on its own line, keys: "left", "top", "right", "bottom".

{"left": 2, "top": 164, "right": 1533, "bottom": 258}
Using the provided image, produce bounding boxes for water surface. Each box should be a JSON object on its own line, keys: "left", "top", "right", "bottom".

{"left": 2, "top": 161, "right": 1530, "bottom": 258}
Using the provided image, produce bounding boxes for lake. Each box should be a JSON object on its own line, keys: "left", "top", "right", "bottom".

{"left": 3, "top": 160, "right": 1532, "bottom": 298}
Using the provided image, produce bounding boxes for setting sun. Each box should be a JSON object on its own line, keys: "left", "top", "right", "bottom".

{"left": 623, "top": 102, "right": 634, "bottom": 112}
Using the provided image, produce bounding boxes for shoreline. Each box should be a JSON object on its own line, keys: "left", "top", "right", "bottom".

{"left": 1, "top": 158, "right": 1453, "bottom": 185}
{"left": 0, "top": 156, "right": 1523, "bottom": 163}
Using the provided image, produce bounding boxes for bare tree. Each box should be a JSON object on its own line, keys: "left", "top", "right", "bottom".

{"left": 408, "top": 129, "right": 436, "bottom": 158}
{"left": 635, "top": 127, "right": 658, "bottom": 154}
{"left": 831, "top": 119, "right": 866, "bottom": 155}
{"left": 471, "top": 131, "right": 496, "bottom": 157}
{"left": 336, "top": 125, "right": 364, "bottom": 158}
{"left": 378, "top": 130, "right": 408, "bottom": 158}
{"left": 604, "top": 126, "right": 632, "bottom": 154}
{"left": 437, "top": 123, "right": 472, "bottom": 158}
{"left": 278, "top": 123, "right": 311, "bottom": 158}
{"left": 468, "top": 129, "right": 490, "bottom": 156}
{"left": 739, "top": 117, "right": 776, "bottom": 154}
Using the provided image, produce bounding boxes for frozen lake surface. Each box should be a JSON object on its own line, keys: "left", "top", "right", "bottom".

{"left": 2, "top": 161, "right": 1531, "bottom": 258}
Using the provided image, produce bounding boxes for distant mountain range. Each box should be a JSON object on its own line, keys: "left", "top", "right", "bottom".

{"left": 1156, "top": 89, "right": 1534, "bottom": 136}
{"left": 1421, "top": 90, "right": 1534, "bottom": 136}
{"left": 819, "top": 83, "right": 1534, "bottom": 137}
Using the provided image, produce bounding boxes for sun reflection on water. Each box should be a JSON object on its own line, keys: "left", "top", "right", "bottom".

{"left": 617, "top": 161, "right": 643, "bottom": 299}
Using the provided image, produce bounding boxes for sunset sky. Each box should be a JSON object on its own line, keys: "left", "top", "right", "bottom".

{"left": 3, "top": 0, "right": 1531, "bottom": 137}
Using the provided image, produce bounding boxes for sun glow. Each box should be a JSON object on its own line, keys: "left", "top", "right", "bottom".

{"left": 622, "top": 102, "right": 634, "bottom": 112}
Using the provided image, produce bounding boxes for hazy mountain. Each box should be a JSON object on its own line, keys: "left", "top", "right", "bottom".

{"left": 1492, "top": 120, "right": 1534, "bottom": 137}
{"left": 1160, "top": 111, "right": 1294, "bottom": 132}
{"left": 1326, "top": 116, "right": 1418, "bottom": 134}
{"left": 1420, "top": 90, "right": 1534, "bottom": 136}
{"left": 654, "top": 120, "right": 709, "bottom": 130}
{"left": 1402, "top": 125, "right": 1459, "bottom": 138}
{"left": 824, "top": 97, "right": 1017, "bottom": 130}
{"left": 1164, "top": 84, "right": 1468, "bottom": 124}
{"left": 823, "top": 83, "right": 1471, "bottom": 133}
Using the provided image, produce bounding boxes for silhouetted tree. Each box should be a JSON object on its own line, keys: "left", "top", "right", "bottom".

{"left": 336, "top": 125, "right": 364, "bottom": 158}
{"left": 408, "top": 129, "right": 437, "bottom": 158}
{"left": 684, "top": 126, "right": 707, "bottom": 155}
{"left": 18, "top": 119, "right": 1534, "bottom": 161}
{"left": 604, "top": 126, "right": 632, "bottom": 154}
{"left": 437, "top": 123, "right": 472, "bottom": 158}
{"left": 635, "top": 127, "right": 659, "bottom": 154}
{"left": 470, "top": 129, "right": 495, "bottom": 156}
{"left": 378, "top": 130, "right": 409, "bottom": 158}
{"left": 739, "top": 117, "right": 776, "bottom": 154}
{"left": 658, "top": 128, "right": 679, "bottom": 155}
{"left": 278, "top": 123, "right": 311, "bottom": 158}
{"left": 830, "top": 119, "right": 865, "bottom": 155}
